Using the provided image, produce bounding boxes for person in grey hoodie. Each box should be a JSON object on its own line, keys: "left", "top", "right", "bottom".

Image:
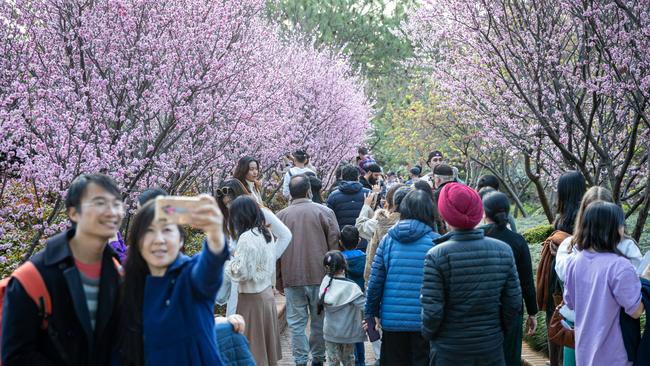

{"left": 318, "top": 251, "right": 366, "bottom": 366}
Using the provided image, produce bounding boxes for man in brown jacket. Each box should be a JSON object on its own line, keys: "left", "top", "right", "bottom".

{"left": 277, "top": 174, "right": 340, "bottom": 366}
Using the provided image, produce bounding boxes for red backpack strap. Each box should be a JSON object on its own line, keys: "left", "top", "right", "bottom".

{"left": 12, "top": 262, "right": 51, "bottom": 329}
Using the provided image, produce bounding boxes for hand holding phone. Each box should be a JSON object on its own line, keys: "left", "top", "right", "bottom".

{"left": 364, "top": 316, "right": 381, "bottom": 342}
{"left": 155, "top": 196, "right": 203, "bottom": 225}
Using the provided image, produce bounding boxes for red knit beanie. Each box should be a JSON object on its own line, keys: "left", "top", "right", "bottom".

{"left": 438, "top": 183, "right": 484, "bottom": 230}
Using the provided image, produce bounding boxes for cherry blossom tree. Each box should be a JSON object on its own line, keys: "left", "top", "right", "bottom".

{"left": 405, "top": 0, "right": 650, "bottom": 240}
{"left": 0, "top": 0, "right": 370, "bottom": 263}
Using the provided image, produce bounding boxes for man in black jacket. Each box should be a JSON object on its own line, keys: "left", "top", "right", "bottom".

{"left": 2, "top": 174, "right": 125, "bottom": 366}
{"left": 326, "top": 164, "right": 370, "bottom": 250}
{"left": 421, "top": 183, "right": 522, "bottom": 365}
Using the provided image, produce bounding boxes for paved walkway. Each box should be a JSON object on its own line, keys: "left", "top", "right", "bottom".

{"left": 275, "top": 293, "right": 547, "bottom": 366}
{"left": 276, "top": 293, "right": 376, "bottom": 365}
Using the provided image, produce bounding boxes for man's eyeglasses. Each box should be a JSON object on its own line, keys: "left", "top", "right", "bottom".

{"left": 215, "top": 186, "right": 233, "bottom": 198}
{"left": 83, "top": 199, "right": 125, "bottom": 213}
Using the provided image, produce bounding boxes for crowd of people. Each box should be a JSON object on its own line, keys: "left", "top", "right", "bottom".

{"left": 1, "top": 147, "right": 650, "bottom": 366}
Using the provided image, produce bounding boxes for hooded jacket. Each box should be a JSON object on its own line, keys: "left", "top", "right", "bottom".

{"left": 327, "top": 181, "right": 370, "bottom": 231}
{"left": 319, "top": 276, "right": 366, "bottom": 344}
{"left": 365, "top": 219, "right": 439, "bottom": 332}
{"left": 342, "top": 249, "right": 366, "bottom": 290}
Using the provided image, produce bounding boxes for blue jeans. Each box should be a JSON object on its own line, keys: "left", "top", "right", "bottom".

{"left": 354, "top": 342, "right": 366, "bottom": 366}
{"left": 285, "top": 285, "right": 326, "bottom": 364}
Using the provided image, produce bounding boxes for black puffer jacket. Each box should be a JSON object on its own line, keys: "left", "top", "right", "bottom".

{"left": 326, "top": 181, "right": 370, "bottom": 231}
{"left": 421, "top": 229, "right": 522, "bottom": 355}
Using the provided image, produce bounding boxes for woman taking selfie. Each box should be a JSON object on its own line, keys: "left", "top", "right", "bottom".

{"left": 115, "top": 195, "right": 229, "bottom": 365}
{"left": 233, "top": 156, "right": 263, "bottom": 204}
{"left": 215, "top": 179, "right": 291, "bottom": 316}
{"left": 226, "top": 196, "right": 288, "bottom": 366}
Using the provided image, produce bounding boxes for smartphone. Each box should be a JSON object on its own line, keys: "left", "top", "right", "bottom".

{"left": 365, "top": 316, "right": 381, "bottom": 342}
{"left": 154, "top": 196, "right": 203, "bottom": 225}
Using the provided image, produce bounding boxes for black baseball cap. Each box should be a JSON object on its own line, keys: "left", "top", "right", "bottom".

{"left": 433, "top": 164, "right": 453, "bottom": 176}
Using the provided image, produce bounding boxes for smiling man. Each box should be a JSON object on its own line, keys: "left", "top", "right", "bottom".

{"left": 2, "top": 174, "right": 125, "bottom": 366}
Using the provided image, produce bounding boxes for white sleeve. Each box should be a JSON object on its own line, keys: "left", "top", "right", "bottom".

{"left": 617, "top": 238, "right": 643, "bottom": 270}
{"left": 282, "top": 171, "right": 291, "bottom": 198}
{"left": 355, "top": 204, "right": 378, "bottom": 241}
{"left": 555, "top": 236, "right": 573, "bottom": 282}
{"left": 263, "top": 208, "right": 292, "bottom": 259}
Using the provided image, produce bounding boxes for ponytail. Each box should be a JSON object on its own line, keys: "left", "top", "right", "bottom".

{"left": 317, "top": 251, "right": 347, "bottom": 315}
{"left": 482, "top": 191, "right": 511, "bottom": 232}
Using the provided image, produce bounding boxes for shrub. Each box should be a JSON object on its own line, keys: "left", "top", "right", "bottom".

{"left": 522, "top": 224, "right": 554, "bottom": 246}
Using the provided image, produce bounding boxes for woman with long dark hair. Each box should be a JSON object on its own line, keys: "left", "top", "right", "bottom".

{"left": 481, "top": 192, "right": 537, "bottom": 366}
{"left": 536, "top": 170, "right": 586, "bottom": 366}
{"left": 564, "top": 202, "right": 648, "bottom": 366}
{"left": 553, "top": 186, "right": 642, "bottom": 366}
{"left": 116, "top": 195, "right": 228, "bottom": 365}
{"left": 225, "top": 196, "right": 284, "bottom": 366}
{"left": 365, "top": 190, "right": 440, "bottom": 365}
{"left": 233, "top": 156, "right": 263, "bottom": 203}
{"left": 215, "top": 179, "right": 291, "bottom": 316}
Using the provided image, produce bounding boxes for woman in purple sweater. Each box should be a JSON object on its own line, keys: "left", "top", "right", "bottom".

{"left": 564, "top": 202, "right": 648, "bottom": 366}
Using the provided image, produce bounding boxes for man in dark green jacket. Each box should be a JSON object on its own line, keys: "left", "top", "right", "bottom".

{"left": 421, "top": 183, "right": 522, "bottom": 365}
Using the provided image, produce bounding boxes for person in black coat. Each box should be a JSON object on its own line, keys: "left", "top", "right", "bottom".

{"left": 421, "top": 183, "right": 522, "bottom": 366}
{"left": 481, "top": 191, "right": 538, "bottom": 366}
{"left": 2, "top": 174, "right": 125, "bottom": 366}
{"left": 326, "top": 164, "right": 370, "bottom": 250}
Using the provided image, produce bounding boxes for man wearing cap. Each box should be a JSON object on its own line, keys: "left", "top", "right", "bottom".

{"left": 420, "top": 183, "right": 522, "bottom": 365}
{"left": 421, "top": 151, "right": 445, "bottom": 187}
{"left": 359, "top": 163, "right": 382, "bottom": 190}
{"left": 431, "top": 164, "right": 456, "bottom": 234}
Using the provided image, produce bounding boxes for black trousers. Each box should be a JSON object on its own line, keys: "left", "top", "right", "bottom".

{"left": 379, "top": 331, "right": 429, "bottom": 366}
{"left": 431, "top": 349, "right": 505, "bottom": 366}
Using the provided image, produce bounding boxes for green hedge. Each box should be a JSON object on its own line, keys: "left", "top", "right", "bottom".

{"left": 521, "top": 224, "right": 554, "bottom": 246}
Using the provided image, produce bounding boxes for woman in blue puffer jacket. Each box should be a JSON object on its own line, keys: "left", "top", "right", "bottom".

{"left": 365, "top": 189, "right": 440, "bottom": 366}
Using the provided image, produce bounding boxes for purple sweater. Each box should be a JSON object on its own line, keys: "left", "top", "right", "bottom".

{"left": 564, "top": 250, "right": 641, "bottom": 366}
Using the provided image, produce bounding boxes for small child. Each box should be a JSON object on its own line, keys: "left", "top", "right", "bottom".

{"left": 339, "top": 226, "right": 366, "bottom": 291}
{"left": 318, "top": 251, "right": 366, "bottom": 366}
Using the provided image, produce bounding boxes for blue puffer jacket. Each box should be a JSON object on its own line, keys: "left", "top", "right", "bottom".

{"left": 215, "top": 323, "right": 255, "bottom": 366}
{"left": 365, "top": 219, "right": 439, "bottom": 332}
{"left": 342, "top": 249, "right": 366, "bottom": 290}
{"left": 326, "top": 181, "right": 370, "bottom": 231}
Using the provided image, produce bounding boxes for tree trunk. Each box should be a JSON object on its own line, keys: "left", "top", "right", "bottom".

{"left": 632, "top": 152, "right": 650, "bottom": 242}
{"left": 524, "top": 153, "right": 554, "bottom": 223}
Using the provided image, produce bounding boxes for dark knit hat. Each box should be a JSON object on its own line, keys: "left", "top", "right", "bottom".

{"left": 410, "top": 165, "right": 422, "bottom": 176}
{"left": 438, "top": 183, "right": 484, "bottom": 230}
{"left": 366, "top": 163, "right": 382, "bottom": 173}
{"left": 433, "top": 164, "right": 454, "bottom": 176}
{"left": 428, "top": 151, "right": 444, "bottom": 162}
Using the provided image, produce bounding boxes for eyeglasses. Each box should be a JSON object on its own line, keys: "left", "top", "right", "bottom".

{"left": 83, "top": 199, "right": 125, "bottom": 213}
{"left": 215, "top": 186, "right": 233, "bottom": 198}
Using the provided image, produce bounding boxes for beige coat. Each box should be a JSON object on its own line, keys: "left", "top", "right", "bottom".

{"left": 276, "top": 198, "right": 340, "bottom": 288}
{"left": 363, "top": 210, "right": 400, "bottom": 284}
